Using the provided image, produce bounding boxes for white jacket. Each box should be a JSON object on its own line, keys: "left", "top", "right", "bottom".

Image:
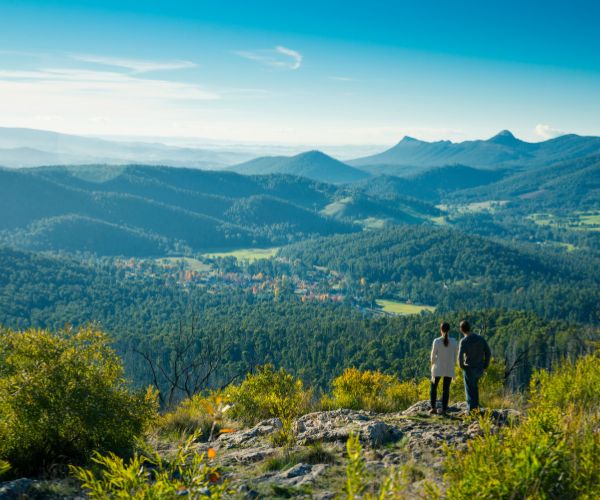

{"left": 430, "top": 336, "right": 458, "bottom": 379}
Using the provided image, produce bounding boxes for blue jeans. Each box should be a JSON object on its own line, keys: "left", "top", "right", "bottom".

{"left": 463, "top": 367, "right": 484, "bottom": 411}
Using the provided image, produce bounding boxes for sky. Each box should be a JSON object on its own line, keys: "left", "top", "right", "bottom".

{"left": 1, "top": 0, "right": 600, "bottom": 146}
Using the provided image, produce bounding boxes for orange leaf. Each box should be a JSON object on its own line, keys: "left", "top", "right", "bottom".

{"left": 219, "top": 428, "right": 236, "bottom": 434}
{"left": 207, "top": 447, "right": 217, "bottom": 459}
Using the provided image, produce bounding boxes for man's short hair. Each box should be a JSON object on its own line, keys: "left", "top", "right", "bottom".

{"left": 460, "top": 320, "right": 471, "bottom": 333}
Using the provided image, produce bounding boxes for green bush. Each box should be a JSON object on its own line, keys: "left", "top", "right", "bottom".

{"left": 71, "top": 434, "right": 228, "bottom": 498}
{"left": 157, "top": 393, "right": 228, "bottom": 442}
{"left": 323, "top": 368, "right": 419, "bottom": 412}
{"left": 0, "top": 327, "right": 157, "bottom": 475}
{"left": 530, "top": 352, "right": 600, "bottom": 411}
{"left": 227, "top": 365, "right": 311, "bottom": 446}
{"left": 448, "top": 359, "right": 514, "bottom": 409}
{"left": 444, "top": 353, "right": 600, "bottom": 499}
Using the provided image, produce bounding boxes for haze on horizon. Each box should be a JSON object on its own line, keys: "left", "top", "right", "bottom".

{"left": 1, "top": 0, "right": 600, "bottom": 146}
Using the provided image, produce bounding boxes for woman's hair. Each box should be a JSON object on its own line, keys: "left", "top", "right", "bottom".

{"left": 441, "top": 322, "right": 450, "bottom": 346}
{"left": 460, "top": 320, "right": 471, "bottom": 333}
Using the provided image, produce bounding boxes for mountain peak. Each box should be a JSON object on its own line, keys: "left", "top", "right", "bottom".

{"left": 295, "top": 150, "right": 329, "bottom": 160}
{"left": 399, "top": 136, "right": 422, "bottom": 144}
{"left": 488, "top": 130, "right": 521, "bottom": 145}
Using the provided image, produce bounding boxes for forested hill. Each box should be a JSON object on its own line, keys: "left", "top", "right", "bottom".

{"left": 0, "top": 165, "right": 443, "bottom": 256}
{"left": 448, "top": 154, "right": 600, "bottom": 210}
{"left": 227, "top": 150, "right": 371, "bottom": 184}
{"left": 0, "top": 246, "right": 594, "bottom": 394}
{"left": 282, "top": 226, "right": 600, "bottom": 324}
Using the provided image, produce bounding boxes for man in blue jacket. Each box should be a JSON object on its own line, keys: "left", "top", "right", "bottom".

{"left": 458, "top": 320, "right": 492, "bottom": 412}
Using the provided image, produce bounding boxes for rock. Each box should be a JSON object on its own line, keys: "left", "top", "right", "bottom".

{"left": 217, "top": 418, "right": 282, "bottom": 448}
{"left": 0, "top": 478, "right": 35, "bottom": 498}
{"left": 295, "top": 409, "right": 399, "bottom": 447}
{"left": 274, "top": 462, "right": 328, "bottom": 487}
{"left": 221, "top": 446, "right": 278, "bottom": 465}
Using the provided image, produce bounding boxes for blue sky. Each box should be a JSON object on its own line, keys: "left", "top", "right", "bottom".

{"left": 1, "top": 0, "right": 599, "bottom": 145}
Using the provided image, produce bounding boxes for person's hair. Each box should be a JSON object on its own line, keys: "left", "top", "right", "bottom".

{"left": 441, "top": 322, "right": 450, "bottom": 346}
{"left": 460, "top": 320, "right": 471, "bottom": 333}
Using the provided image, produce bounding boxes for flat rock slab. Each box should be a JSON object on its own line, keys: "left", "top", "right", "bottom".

{"left": 218, "top": 418, "right": 282, "bottom": 449}
{"left": 294, "top": 409, "right": 400, "bottom": 447}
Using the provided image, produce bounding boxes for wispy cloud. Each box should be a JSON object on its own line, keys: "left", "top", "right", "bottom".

{"left": 70, "top": 54, "right": 197, "bottom": 73}
{"left": 535, "top": 123, "right": 566, "bottom": 140}
{"left": 235, "top": 45, "right": 302, "bottom": 70}
{"left": 0, "top": 68, "right": 218, "bottom": 100}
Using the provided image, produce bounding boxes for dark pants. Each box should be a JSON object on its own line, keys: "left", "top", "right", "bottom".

{"left": 463, "top": 367, "right": 484, "bottom": 411}
{"left": 430, "top": 376, "right": 452, "bottom": 411}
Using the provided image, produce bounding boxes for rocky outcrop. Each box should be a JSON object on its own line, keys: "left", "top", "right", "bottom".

{"left": 0, "top": 402, "right": 522, "bottom": 499}
{"left": 213, "top": 401, "right": 522, "bottom": 497}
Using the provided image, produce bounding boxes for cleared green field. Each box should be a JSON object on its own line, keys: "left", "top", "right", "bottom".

{"left": 529, "top": 212, "right": 600, "bottom": 232}
{"left": 437, "top": 200, "right": 508, "bottom": 214}
{"left": 580, "top": 213, "right": 600, "bottom": 226}
{"left": 376, "top": 299, "right": 436, "bottom": 315}
{"left": 358, "top": 217, "right": 387, "bottom": 230}
{"left": 320, "top": 197, "right": 353, "bottom": 217}
{"left": 203, "top": 247, "right": 279, "bottom": 262}
{"left": 157, "top": 257, "right": 211, "bottom": 272}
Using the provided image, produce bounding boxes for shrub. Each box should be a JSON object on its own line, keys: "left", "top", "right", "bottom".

{"left": 444, "top": 353, "right": 600, "bottom": 499}
{"left": 530, "top": 352, "right": 600, "bottom": 411}
{"left": 227, "top": 365, "right": 311, "bottom": 446}
{"left": 323, "top": 368, "right": 419, "bottom": 412}
{"left": 71, "top": 434, "right": 228, "bottom": 498}
{"left": 449, "top": 359, "right": 512, "bottom": 409}
{"left": 157, "top": 392, "right": 231, "bottom": 442}
{"left": 0, "top": 327, "right": 157, "bottom": 475}
{"left": 343, "top": 433, "right": 424, "bottom": 499}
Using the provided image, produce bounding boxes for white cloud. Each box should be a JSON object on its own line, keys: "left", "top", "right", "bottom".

{"left": 70, "top": 54, "right": 197, "bottom": 73}
{"left": 0, "top": 68, "right": 219, "bottom": 101}
{"left": 535, "top": 123, "right": 566, "bottom": 140}
{"left": 235, "top": 45, "right": 302, "bottom": 70}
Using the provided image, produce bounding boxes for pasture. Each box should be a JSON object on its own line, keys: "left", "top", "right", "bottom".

{"left": 376, "top": 299, "right": 436, "bottom": 315}
{"left": 203, "top": 247, "right": 279, "bottom": 262}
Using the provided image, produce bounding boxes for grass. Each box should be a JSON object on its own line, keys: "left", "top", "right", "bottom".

{"left": 529, "top": 211, "right": 600, "bottom": 232}
{"left": 263, "top": 443, "right": 337, "bottom": 472}
{"left": 437, "top": 200, "right": 508, "bottom": 214}
{"left": 203, "top": 247, "right": 279, "bottom": 262}
{"left": 157, "top": 257, "right": 212, "bottom": 272}
{"left": 320, "top": 197, "right": 353, "bottom": 217}
{"left": 376, "top": 299, "right": 435, "bottom": 315}
{"left": 358, "top": 217, "right": 388, "bottom": 230}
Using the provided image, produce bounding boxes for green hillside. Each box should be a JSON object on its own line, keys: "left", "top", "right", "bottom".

{"left": 228, "top": 150, "right": 371, "bottom": 184}
{"left": 0, "top": 166, "right": 365, "bottom": 255}
{"left": 282, "top": 226, "right": 600, "bottom": 323}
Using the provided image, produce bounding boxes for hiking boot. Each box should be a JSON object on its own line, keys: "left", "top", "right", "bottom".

{"left": 428, "top": 408, "right": 438, "bottom": 415}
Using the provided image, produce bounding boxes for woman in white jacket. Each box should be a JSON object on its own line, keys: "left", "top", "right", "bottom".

{"left": 430, "top": 322, "right": 458, "bottom": 415}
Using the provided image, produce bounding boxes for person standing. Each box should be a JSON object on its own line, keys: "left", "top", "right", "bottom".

{"left": 458, "top": 320, "right": 491, "bottom": 413}
{"left": 430, "top": 322, "right": 458, "bottom": 416}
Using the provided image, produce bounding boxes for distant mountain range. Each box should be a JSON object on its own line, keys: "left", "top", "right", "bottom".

{"left": 348, "top": 130, "right": 600, "bottom": 175}
{"left": 227, "top": 150, "right": 370, "bottom": 184}
{"left": 0, "top": 127, "right": 252, "bottom": 169}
